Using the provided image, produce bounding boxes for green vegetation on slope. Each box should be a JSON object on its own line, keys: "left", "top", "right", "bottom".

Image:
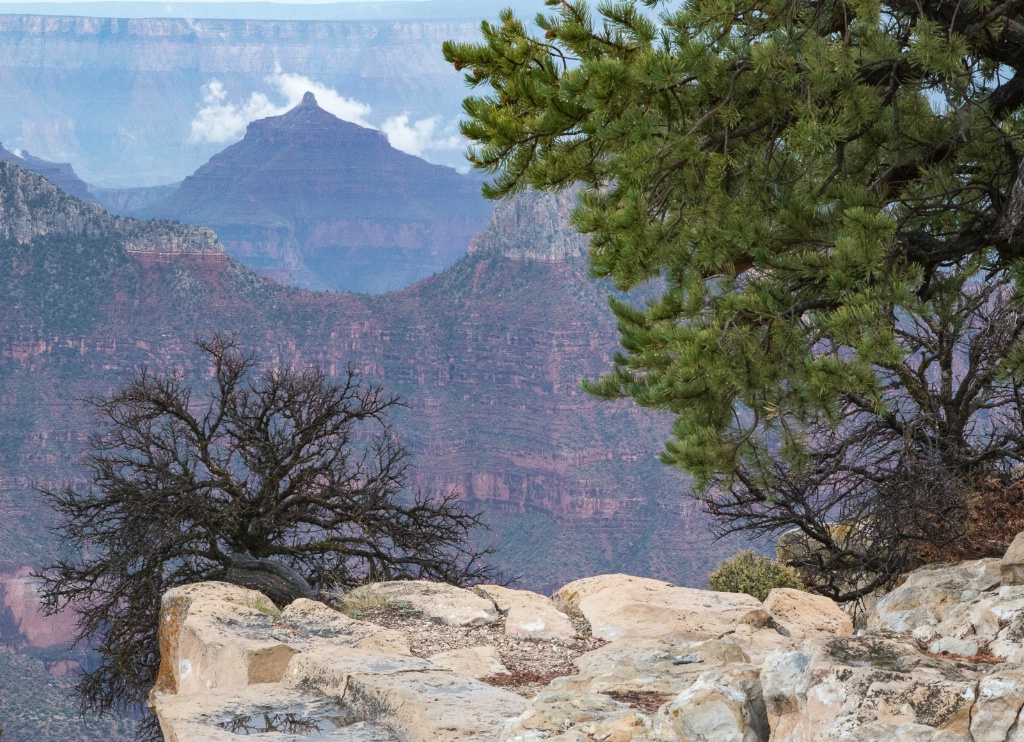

{"left": 0, "top": 649, "right": 133, "bottom": 742}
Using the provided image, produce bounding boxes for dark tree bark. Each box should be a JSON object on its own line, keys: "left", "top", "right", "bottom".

{"left": 223, "top": 553, "right": 316, "bottom": 607}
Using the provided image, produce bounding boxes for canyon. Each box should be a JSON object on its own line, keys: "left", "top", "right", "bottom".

{"left": 0, "top": 159, "right": 733, "bottom": 739}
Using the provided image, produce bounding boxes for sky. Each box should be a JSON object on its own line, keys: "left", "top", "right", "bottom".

{"left": 0, "top": 0, "right": 407, "bottom": 3}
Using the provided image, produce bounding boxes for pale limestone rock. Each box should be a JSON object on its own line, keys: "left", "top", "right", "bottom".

{"left": 986, "top": 587, "right": 1024, "bottom": 663}
{"left": 280, "top": 598, "right": 410, "bottom": 655}
{"left": 869, "top": 559, "right": 1002, "bottom": 635}
{"left": 1001, "top": 531, "right": 1024, "bottom": 586}
{"left": 152, "top": 583, "right": 414, "bottom": 702}
{"left": 430, "top": 645, "right": 508, "bottom": 680}
{"left": 153, "top": 682, "right": 398, "bottom": 741}
{"left": 500, "top": 688, "right": 648, "bottom": 741}
{"left": 504, "top": 640, "right": 768, "bottom": 741}
{"left": 649, "top": 666, "right": 768, "bottom": 742}
{"left": 153, "top": 581, "right": 298, "bottom": 697}
{"left": 928, "top": 636, "right": 981, "bottom": 657}
{"left": 476, "top": 584, "right": 575, "bottom": 641}
{"left": 970, "top": 668, "right": 1024, "bottom": 741}
{"left": 868, "top": 559, "right": 1024, "bottom": 661}
{"left": 287, "top": 647, "right": 527, "bottom": 742}
{"left": 726, "top": 623, "right": 801, "bottom": 665}
{"left": 151, "top": 569, "right": 1024, "bottom": 742}
{"left": 762, "top": 588, "right": 853, "bottom": 639}
{"left": 551, "top": 574, "right": 765, "bottom": 643}
{"left": 762, "top": 634, "right": 978, "bottom": 741}
{"left": 569, "top": 638, "right": 751, "bottom": 696}
{"left": 345, "top": 580, "right": 500, "bottom": 626}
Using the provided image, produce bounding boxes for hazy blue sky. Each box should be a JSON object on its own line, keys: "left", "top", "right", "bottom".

{"left": 0, "top": 0, "right": 401, "bottom": 3}
{"left": 0, "top": 0, "right": 410, "bottom": 3}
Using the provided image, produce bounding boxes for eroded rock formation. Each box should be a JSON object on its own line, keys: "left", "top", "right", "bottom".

{"left": 151, "top": 540, "right": 1024, "bottom": 741}
{"left": 143, "top": 92, "right": 493, "bottom": 292}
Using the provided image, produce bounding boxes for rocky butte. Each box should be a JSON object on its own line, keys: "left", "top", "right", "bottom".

{"left": 152, "top": 532, "right": 1024, "bottom": 740}
{"left": 142, "top": 92, "right": 494, "bottom": 293}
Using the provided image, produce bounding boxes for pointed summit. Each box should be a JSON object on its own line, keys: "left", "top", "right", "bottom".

{"left": 241, "top": 91, "right": 381, "bottom": 145}
{"left": 146, "top": 90, "right": 493, "bottom": 293}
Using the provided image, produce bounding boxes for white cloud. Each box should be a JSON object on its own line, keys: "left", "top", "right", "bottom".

{"left": 189, "top": 80, "right": 284, "bottom": 144}
{"left": 381, "top": 115, "right": 463, "bottom": 158}
{"left": 189, "top": 68, "right": 466, "bottom": 165}
{"left": 272, "top": 69, "right": 372, "bottom": 127}
{"left": 189, "top": 67, "right": 372, "bottom": 145}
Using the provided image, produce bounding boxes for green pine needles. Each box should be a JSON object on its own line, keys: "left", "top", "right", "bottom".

{"left": 444, "top": 0, "right": 1024, "bottom": 488}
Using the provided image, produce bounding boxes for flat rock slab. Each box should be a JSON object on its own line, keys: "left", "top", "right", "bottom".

{"left": 504, "top": 638, "right": 768, "bottom": 741}
{"left": 552, "top": 574, "right": 766, "bottom": 642}
{"left": 154, "top": 583, "right": 412, "bottom": 698}
{"left": 763, "top": 588, "right": 853, "bottom": 639}
{"left": 153, "top": 683, "right": 399, "bottom": 742}
{"left": 475, "top": 584, "right": 575, "bottom": 641}
{"left": 429, "top": 645, "right": 508, "bottom": 679}
{"left": 281, "top": 598, "right": 410, "bottom": 655}
{"left": 501, "top": 689, "right": 640, "bottom": 741}
{"left": 345, "top": 580, "right": 500, "bottom": 626}
{"left": 568, "top": 637, "right": 751, "bottom": 695}
{"left": 288, "top": 647, "right": 527, "bottom": 742}
{"left": 762, "top": 634, "right": 979, "bottom": 741}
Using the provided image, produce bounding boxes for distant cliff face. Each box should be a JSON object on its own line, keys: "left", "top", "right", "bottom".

{"left": 0, "top": 160, "right": 220, "bottom": 253}
{"left": 145, "top": 93, "right": 493, "bottom": 293}
{"left": 0, "top": 144, "right": 92, "bottom": 201}
{"left": 0, "top": 14, "right": 484, "bottom": 184}
{"left": 0, "top": 158, "right": 727, "bottom": 590}
{"left": 469, "top": 187, "right": 589, "bottom": 262}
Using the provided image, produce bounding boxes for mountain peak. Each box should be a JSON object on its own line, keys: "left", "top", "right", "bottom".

{"left": 244, "top": 92, "right": 381, "bottom": 144}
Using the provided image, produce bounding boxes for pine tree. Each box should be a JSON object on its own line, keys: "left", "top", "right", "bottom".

{"left": 444, "top": 1, "right": 1024, "bottom": 488}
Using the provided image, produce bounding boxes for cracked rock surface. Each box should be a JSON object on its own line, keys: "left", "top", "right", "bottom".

{"left": 151, "top": 546, "right": 1024, "bottom": 741}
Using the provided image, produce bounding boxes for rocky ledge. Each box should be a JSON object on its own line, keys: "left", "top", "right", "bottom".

{"left": 151, "top": 532, "right": 1024, "bottom": 741}
{"left": 0, "top": 159, "right": 221, "bottom": 255}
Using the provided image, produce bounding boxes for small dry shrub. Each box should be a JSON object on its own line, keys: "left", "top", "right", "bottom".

{"left": 709, "top": 549, "right": 804, "bottom": 601}
{"left": 333, "top": 589, "right": 421, "bottom": 620}
{"left": 243, "top": 594, "right": 282, "bottom": 619}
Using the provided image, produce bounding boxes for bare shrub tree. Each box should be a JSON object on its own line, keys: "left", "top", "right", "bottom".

{"left": 38, "top": 335, "right": 495, "bottom": 738}
{"left": 705, "top": 271, "right": 1024, "bottom": 601}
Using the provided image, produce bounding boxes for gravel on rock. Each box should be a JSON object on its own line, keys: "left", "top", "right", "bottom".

{"left": 343, "top": 603, "right": 605, "bottom": 698}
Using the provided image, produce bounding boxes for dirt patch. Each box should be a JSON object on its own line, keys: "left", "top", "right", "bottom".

{"left": 924, "top": 648, "right": 1004, "bottom": 665}
{"left": 347, "top": 604, "right": 605, "bottom": 697}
